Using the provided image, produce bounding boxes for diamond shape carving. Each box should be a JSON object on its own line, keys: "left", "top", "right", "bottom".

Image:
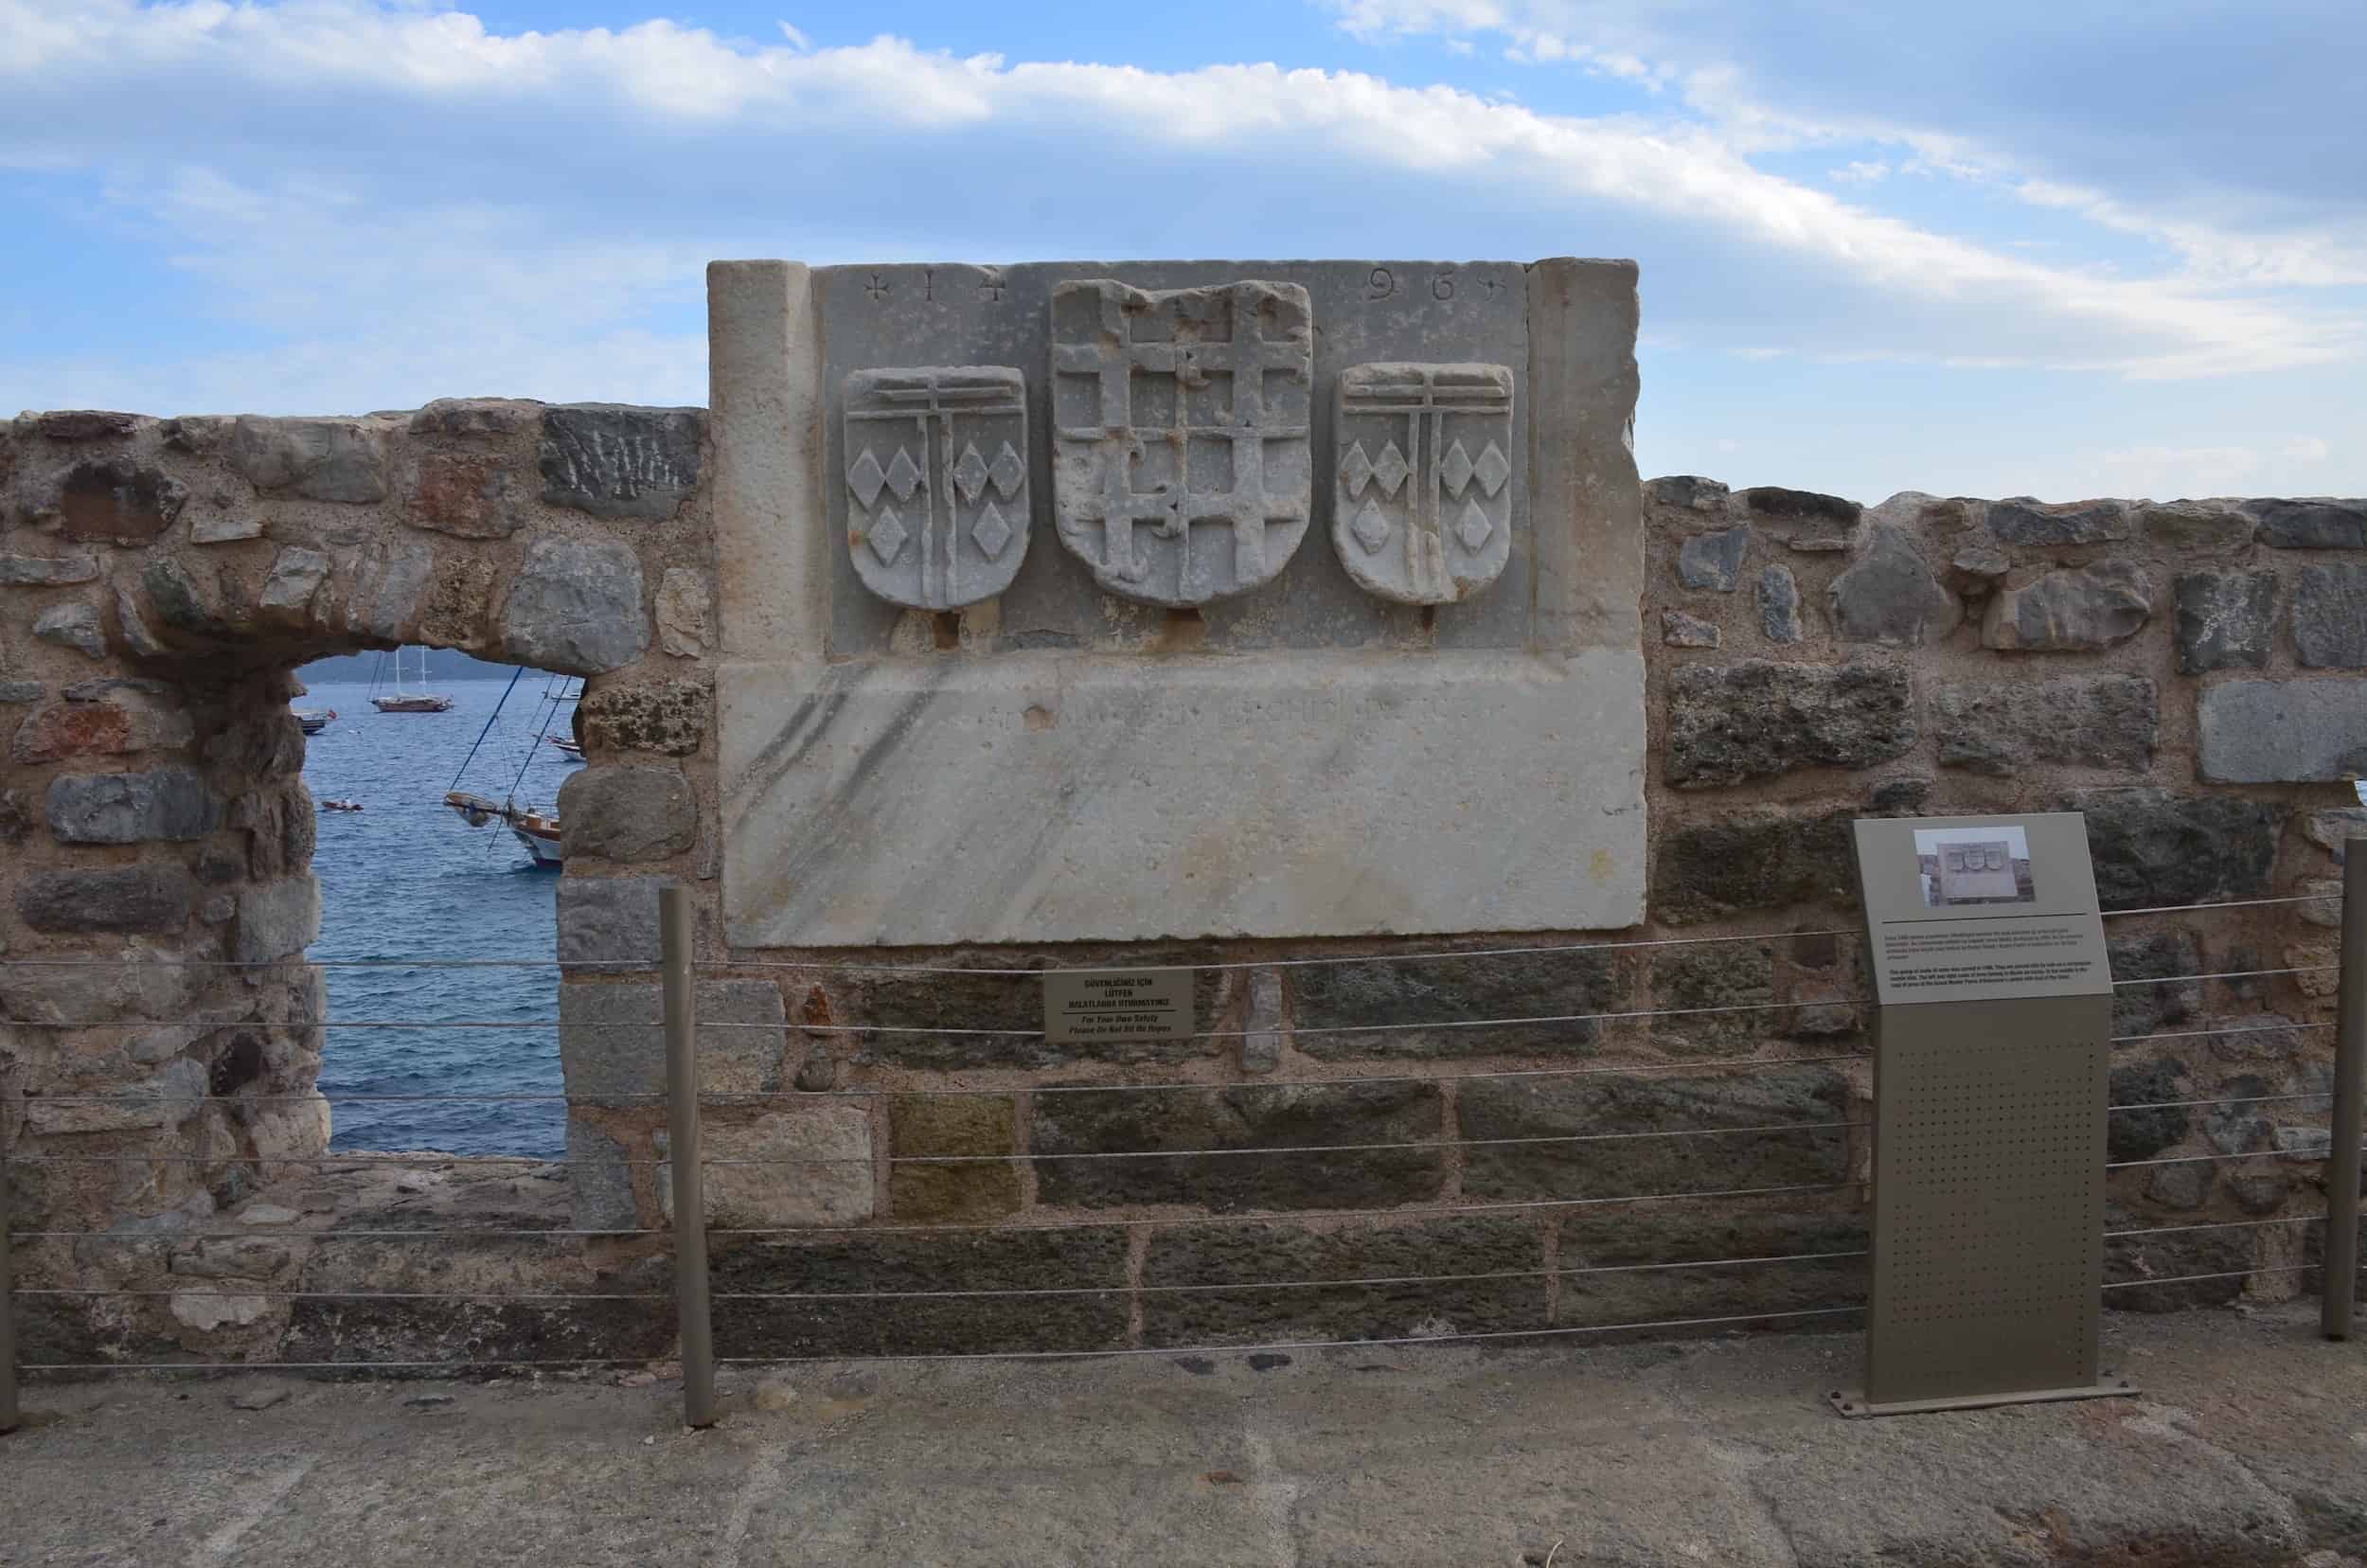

{"left": 1350, "top": 499, "right": 1391, "bottom": 554}
{"left": 1440, "top": 440, "right": 1474, "bottom": 498}
{"left": 847, "top": 449, "right": 886, "bottom": 508}
{"left": 1473, "top": 440, "right": 1510, "bottom": 499}
{"left": 1455, "top": 499, "right": 1493, "bottom": 551}
{"left": 988, "top": 441, "right": 1024, "bottom": 500}
{"left": 972, "top": 499, "right": 1013, "bottom": 560}
{"left": 867, "top": 505, "right": 908, "bottom": 565}
{"left": 884, "top": 447, "right": 924, "bottom": 504}
{"left": 952, "top": 442, "right": 988, "bottom": 503}
{"left": 1341, "top": 441, "right": 1374, "bottom": 500}
{"left": 1372, "top": 441, "right": 1410, "bottom": 499}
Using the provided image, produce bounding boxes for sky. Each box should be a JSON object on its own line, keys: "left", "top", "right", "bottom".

{"left": 1, "top": 0, "right": 2360, "bottom": 505}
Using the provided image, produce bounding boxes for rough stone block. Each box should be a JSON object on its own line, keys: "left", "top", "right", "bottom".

{"left": 1555, "top": 1208, "right": 1866, "bottom": 1327}
{"left": 345, "top": 539, "right": 433, "bottom": 642}
{"left": 9, "top": 689, "right": 191, "bottom": 765}
{"left": 1661, "top": 609, "right": 1718, "bottom": 647}
{"left": 555, "top": 876, "right": 663, "bottom": 972}
{"left": 1677, "top": 525, "right": 1750, "bottom": 591}
{"left": 44, "top": 766, "right": 222, "bottom": 844}
{"left": 2108, "top": 1059, "right": 2191, "bottom": 1162}
{"left": 1290, "top": 947, "right": 1624, "bottom": 1060}
{"left": 2253, "top": 497, "right": 2367, "bottom": 549}
{"left": 1456, "top": 1067, "right": 1852, "bottom": 1200}
{"left": 24, "top": 1057, "right": 206, "bottom": 1134}
{"left": 1931, "top": 674, "right": 2157, "bottom": 776}
{"left": 233, "top": 876, "right": 320, "bottom": 964}
{"left": 1829, "top": 523, "right": 1956, "bottom": 647}
{"left": 1654, "top": 808, "right": 1855, "bottom": 925}
{"left": 2305, "top": 809, "right": 2367, "bottom": 863}
{"left": 2070, "top": 790, "right": 2285, "bottom": 910}
{"left": 2106, "top": 1212, "right": 2254, "bottom": 1310}
{"left": 1739, "top": 488, "right": 1860, "bottom": 526}
{"left": 409, "top": 398, "right": 543, "bottom": 438}
{"left": 0, "top": 682, "right": 41, "bottom": 704}
{"left": 1031, "top": 1081, "right": 1443, "bottom": 1210}
{"left": 227, "top": 416, "right": 390, "bottom": 503}
{"left": 16, "top": 864, "right": 194, "bottom": 933}
{"left": 661, "top": 1106, "right": 872, "bottom": 1228}
{"left": 1664, "top": 660, "right": 1915, "bottom": 788}
{"left": 500, "top": 536, "right": 649, "bottom": 675}
{"left": 832, "top": 950, "right": 1220, "bottom": 1069}
{"left": 189, "top": 513, "right": 264, "bottom": 544}
{"left": 710, "top": 1228, "right": 1131, "bottom": 1357}
{"left": 258, "top": 547, "right": 331, "bottom": 621}
{"left": 141, "top": 556, "right": 226, "bottom": 634}
{"left": 2295, "top": 563, "right": 2367, "bottom": 668}
{"left": 558, "top": 976, "right": 787, "bottom": 1105}
{"left": 0, "top": 551, "right": 98, "bottom": 585}
{"left": 32, "top": 600, "right": 105, "bottom": 659}
{"left": 2174, "top": 570, "right": 2276, "bottom": 673}
{"left": 577, "top": 678, "right": 708, "bottom": 757}
{"left": 1986, "top": 497, "right": 2129, "bottom": 545}
{"left": 51, "top": 457, "right": 187, "bottom": 543}
{"left": 2109, "top": 932, "right": 2203, "bottom": 1039}
{"left": 1140, "top": 1217, "right": 1546, "bottom": 1346}
{"left": 34, "top": 409, "right": 139, "bottom": 440}
{"left": 1646, "top": 943, "right": 1774, "bottom": 1052}
{"left": 115, "top": 584, "right": 169, "bottom": 657}
{"left": 557, "top": 765, "right": 696, "bottom": 863}
{"left": 539, "top": 405, "right": 703, "bottom": 521}
{"left": 1647, "top": 475, "right": 1729, "bottom": 511}
{"left": 2198, "top": 680, "right": 2367, "bottom": 782}
{"left": 565, "top": 1119, "right": 640, "bottom": 1232}
{"left": 1757, "top": 564, "right": 1803, "bottom": 643}
{"left": 1983, "top": 561, "right": 2152, "bottom": 650}
{"left": 407, "top": 451, "right": 522, "bottom": 539}
{"left": 2140, "top": 501, "right": 2254, "bottom": 555}
{"left": 653, "top": 567, "right": 710, "bottom": 657}
{"left": 888, "top": 1094, "right": 1021, "bottom": 1222}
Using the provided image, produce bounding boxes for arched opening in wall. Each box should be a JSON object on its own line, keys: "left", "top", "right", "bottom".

{"left": 294, "top": 649, "right": 581, "bottom": 1157}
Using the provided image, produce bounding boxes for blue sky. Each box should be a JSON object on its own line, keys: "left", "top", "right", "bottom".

{"left": 2, "top": 0, "right": 2360, "bottom": 504}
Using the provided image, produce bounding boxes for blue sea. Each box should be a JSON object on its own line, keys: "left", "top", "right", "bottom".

{"left": 296, "top": 671, "right": 578, "bottom": 1157}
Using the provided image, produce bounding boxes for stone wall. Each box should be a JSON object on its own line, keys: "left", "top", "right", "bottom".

{"left": 4, "top": 394, "right": 2361, "bottom": 1365}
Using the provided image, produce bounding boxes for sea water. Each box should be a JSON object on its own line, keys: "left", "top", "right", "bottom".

{"left": 297, "top": 674, "right": 577, "bottom": 1156}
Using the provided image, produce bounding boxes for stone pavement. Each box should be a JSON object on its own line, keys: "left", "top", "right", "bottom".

{"left": 4, "top": 1302, "right": 2364, "bottom": 1567}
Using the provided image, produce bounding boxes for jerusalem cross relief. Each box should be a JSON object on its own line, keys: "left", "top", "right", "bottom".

{"left": 843, "top": 365, "right": 1029, "bottom": 610}
{"left": 1049, "top": 279, "right": 1314, "bottom": 606}
{"left": 1333, "top": 364, "right": 1517, "bottom": 604}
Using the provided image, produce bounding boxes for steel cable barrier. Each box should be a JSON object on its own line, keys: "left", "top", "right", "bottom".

{"left": 2, "top": 883, "right": 2361, "bottom": 1432}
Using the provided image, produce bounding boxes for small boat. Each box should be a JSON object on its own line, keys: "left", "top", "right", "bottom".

{"left": 294, "top": 707, "right": 337, "bottom": 735}
{"left": 321, "top": 798, "right": 365, "bottom": 812}
{"left": 368, "top": 647, "right": 454, "bottom": 713}
{"left": 547, "top": 737, "right": 584, "bottom": 759}
{"left": 442, "top": 790, "right": 563, "bottom": 867}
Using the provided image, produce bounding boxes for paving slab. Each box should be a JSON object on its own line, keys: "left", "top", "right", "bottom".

{"left": 4, "top": 1304, "right": 2365, "bottom": 1566}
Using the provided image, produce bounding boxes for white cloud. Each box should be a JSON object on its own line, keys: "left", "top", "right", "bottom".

{"left": 0, "top": 0, "right": 2358, "bottom": 419}
{"left": 1829, "top": 160, "right": 1889, "bottom": 185}
{"left": 2283, "top": 436, "right": 2331, "bottom": 462}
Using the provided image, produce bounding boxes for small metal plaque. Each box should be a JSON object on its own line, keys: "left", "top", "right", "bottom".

{"left": 1043, "top": 967, "right": 1193, "bottom": 1046}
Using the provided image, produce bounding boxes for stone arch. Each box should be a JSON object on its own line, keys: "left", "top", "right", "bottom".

{"left": 2, "top": 401, "right": 718, "bottom": 1353}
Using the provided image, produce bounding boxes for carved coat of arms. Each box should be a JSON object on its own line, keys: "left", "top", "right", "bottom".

{"left": 843, "top": 365, "right": 1029, "bottom": 610}
{"left": 1049, "top": 279, "right": 1314, "bottom": 606}
{"left": 1333, "top": 364, "right": 1516, "bottom": 604}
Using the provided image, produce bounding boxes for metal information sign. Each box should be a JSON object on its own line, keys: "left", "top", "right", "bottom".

{"left": 1042, "top": 967, "right": 1193, "bottom": 1047}
{"left": 1839, "top": 811, "right": 2132, "bottom": 1417}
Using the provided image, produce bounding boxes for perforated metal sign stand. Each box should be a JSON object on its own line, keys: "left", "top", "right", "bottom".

{"left": 1834, "top": 812, "right": 2138, "bottom": 1418}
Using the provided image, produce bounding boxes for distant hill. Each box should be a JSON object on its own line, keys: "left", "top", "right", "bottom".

{"left": 297, "top": 650, "right": 527, "bottom": 684}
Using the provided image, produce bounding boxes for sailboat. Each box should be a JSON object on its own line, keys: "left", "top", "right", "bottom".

{"left": 369, "top": 647, "right": 454, "bottom": 713}
{"left": 441, "top": 667, "right": 568, "bottom": 867}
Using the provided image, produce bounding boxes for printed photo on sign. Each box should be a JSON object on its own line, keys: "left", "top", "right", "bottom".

{"left": 1913, "top": 825, "right": 2035, "bottom": 909}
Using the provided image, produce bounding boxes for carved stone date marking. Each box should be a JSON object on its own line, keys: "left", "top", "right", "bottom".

{"left": 865, "top": 273, "right": 890, "bottom": 302}
{"left": 979, "top": 269, "right": 1006, "bottom": 302}
{"left": 1366, "top": 267, "right": 1396, "bottom": 301}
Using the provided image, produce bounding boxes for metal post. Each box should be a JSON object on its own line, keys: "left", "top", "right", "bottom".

{"left": 661, "top": 885, "right": 717, "bottom": 1426}
{"left": 2325, "top": 840, "right": 2366, "bottom": 1340}
{"left": 2, "top": 1145, "right": 19, "bottom": 1434}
